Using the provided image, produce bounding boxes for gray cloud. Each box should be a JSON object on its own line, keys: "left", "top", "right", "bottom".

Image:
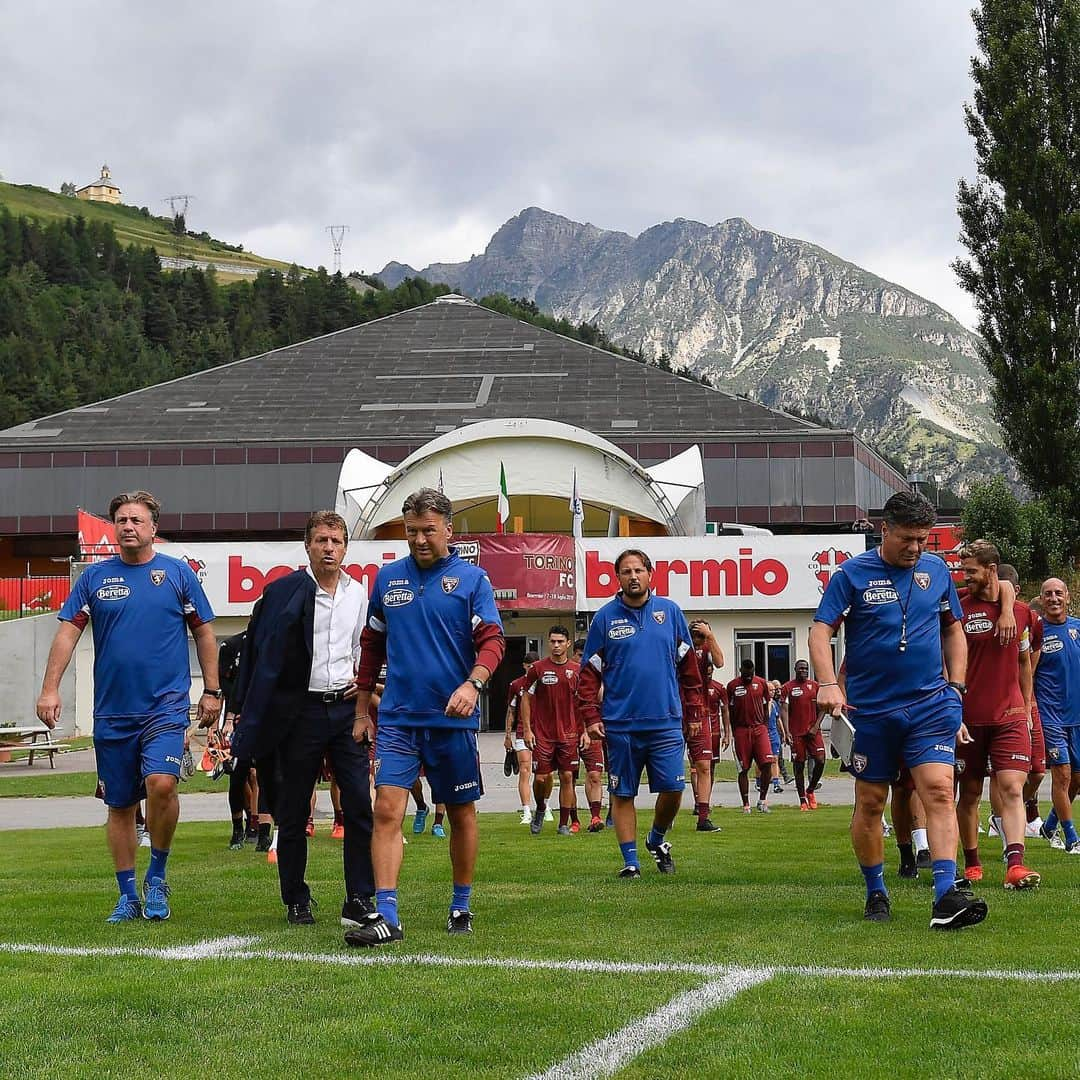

{"left": 1, "top": 1, "right": 980, "bottom": 325}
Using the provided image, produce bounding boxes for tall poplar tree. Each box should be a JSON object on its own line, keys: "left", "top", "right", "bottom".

{"left": 954, "top": 0, "right": 1080, "bottom": 527}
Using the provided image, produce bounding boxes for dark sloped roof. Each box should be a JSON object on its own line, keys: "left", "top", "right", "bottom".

{"left": 0, "top": 297, "right": 832, "bottom": 449}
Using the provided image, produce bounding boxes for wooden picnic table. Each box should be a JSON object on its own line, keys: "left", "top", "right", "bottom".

{"left": 0, "top": 725, "right": 70, "bottom": 768}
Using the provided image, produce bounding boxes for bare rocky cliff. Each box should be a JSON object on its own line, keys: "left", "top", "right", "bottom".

{"left": 380, "top": 208, "right": 1011, "bottom": 492}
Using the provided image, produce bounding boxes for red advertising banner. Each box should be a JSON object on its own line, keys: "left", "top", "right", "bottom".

{"left": 925, "top": 525, "right": 964, "bottom": 582}
{"left": 456, "top": 534, "right": 576, "bottom": 611}
{"left": 0, "top": 576, "right": 72, "bottom": 616}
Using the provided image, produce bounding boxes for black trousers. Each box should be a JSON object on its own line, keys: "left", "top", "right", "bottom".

{"left": 275, "top": 696, "right": 374, "bottom": 907}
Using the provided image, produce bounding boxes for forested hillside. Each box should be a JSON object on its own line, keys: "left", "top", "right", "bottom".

{"left": 0, "top": 208, "right": 448, "bottom": 430}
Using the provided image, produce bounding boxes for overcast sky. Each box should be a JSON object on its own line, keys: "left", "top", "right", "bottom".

{"left": 2, "top": 2, "right": 981, "bottom": 327}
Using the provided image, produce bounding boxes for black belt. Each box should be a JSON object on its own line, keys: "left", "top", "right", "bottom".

{"left": 309, "top": 688, "right": 349, "bottom": 703}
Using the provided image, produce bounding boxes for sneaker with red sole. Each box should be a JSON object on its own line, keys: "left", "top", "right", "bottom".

{"left": 267, "top": 849, "right": 278, "bottom": 865}
{"left": 964, "top": 865, "right": 984, "bottom": 882}
{"left": 799, "top": 801, "right": 810, "bottom": 812}
{"left": 587, "top": 816, "right": 604, "bottom": 832}
{"left": 569, "top": 821, "right": 581, "bottom": 834}
{"left": 806, "top": 792, "right": 818, "bottom": 810}
{"left": 330, "top": 822, "right": 345, "bottom": 839}
{"left": 1004, "top": 864, "right": 1041, "bottom": 890}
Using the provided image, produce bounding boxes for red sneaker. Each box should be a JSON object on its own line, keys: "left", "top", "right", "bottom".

{"left": 800, "top": 801, "right": 810, "bottom": 812}
{"left": 1004, "top": 863, "right": 1040, "bottom": 890}
{"left": 964, "top": 864, "right": 984, "bottom": 882}
{"left": 570, "top": 821, "right": 581, "bottom": 834}
{"left": 806, "top": 792, "right": 818, "bottom": 810}
{"left": 305, "top": 818, "right": 315, "bottom": 838}
{"left": 330, "top": 821, "right": 344, "bottom": 839}
{"left": 588, "top": 816, "right": 604, "bottom": 832}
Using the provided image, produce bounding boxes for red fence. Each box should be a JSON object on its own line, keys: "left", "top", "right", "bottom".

{"left": 0, "top": 576, "right": 72, "bottom": 618}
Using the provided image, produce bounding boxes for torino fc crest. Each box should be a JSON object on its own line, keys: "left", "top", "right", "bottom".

{"left": 441, "top": 576, "right": 460, "bottom": 594}
{"left": 652, "top": 610, "right": 666, "bottom": 624}
{"left": 150, "top": 569, "right": 166, "bottom": 586}
{"left": 808, "top": 548, "right": 852, "bottom": 594}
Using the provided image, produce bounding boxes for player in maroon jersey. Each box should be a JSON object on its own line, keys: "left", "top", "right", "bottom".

{"left": 998, "top": 567, "right": 1049, "bottom": 835}
{"left": 521, "top": 626, "right": 582, "bottom": 836}
{"left": 956, "top": 542, "right": 1040, "bottom": 889}
{"left": 726, "top": 659, "right": 776, "bottom": 813}
{"left": 780, "top": 660, "right": 825, "bottom": 811}
{"left": 504, "top": 652, "right": 539, "bottom": 825}
{"left": 687, "top": 621, "right": 724, "bottom": 831}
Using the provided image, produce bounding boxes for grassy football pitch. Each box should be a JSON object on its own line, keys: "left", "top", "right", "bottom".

{"left": 1, "top": 806, "right": 1078, "bottom": 1079}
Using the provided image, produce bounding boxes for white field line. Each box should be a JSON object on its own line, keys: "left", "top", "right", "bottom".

{"left": 526, "top": 967, "right": 773, "bottom": 1080}
{"left": 2, "top": 939, "right": 1079, "bottom": 984}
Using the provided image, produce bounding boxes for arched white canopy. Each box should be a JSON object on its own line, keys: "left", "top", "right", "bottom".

{"left": 336, "top": 417, "right": 704, "bottom": 538}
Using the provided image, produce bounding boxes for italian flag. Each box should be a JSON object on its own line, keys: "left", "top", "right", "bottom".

{"left": 496, "top": 461, "right": 510, "bottom": 534}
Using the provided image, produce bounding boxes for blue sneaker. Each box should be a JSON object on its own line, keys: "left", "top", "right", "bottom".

{"left": 413, "top": 808, "right": 429, "bottom": 835}
{"left": 106, "top": 896, "right": 142, "bottom": 923}
{"left": 432, "top": 823, "right": 446, "bottom": 839}
{"left": 143, "top": 877, "right": 171, "bottom": 921}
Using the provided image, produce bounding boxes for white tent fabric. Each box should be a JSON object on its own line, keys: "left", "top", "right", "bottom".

{"left": 336, "top": 417, "right": 705, "bottom": 538}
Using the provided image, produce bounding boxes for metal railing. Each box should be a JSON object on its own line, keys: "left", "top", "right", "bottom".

{"left": 0, "top": 576, "right": 72, "bottom": 619}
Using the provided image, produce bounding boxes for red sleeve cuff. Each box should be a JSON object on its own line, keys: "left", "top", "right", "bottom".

{"left": 473, "top": 621, "right": 505, "bottom": 675}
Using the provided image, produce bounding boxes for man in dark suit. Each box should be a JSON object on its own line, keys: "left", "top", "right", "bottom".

{"left": 230, "top": 510, "right": 374, "bottom": 926}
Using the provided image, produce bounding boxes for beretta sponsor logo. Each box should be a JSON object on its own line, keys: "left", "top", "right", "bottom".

{"left": 383, "top": 588, "right": 415, "bottom": 607}
{"left": 862, "top": 586, "right": 899, "bottom": 605}
{"left": 1042, "top": 637, "right": 1064, "bottom": 654}
{"left": 541, "top": 672, "right": 559, "bottom": 685}
{"left": 964, "top": 616, "right": 995, "bottom": 634}
{"left": 96, "top": 583, "right": 130, "bottom": 601}
{"left": 608, "top": 624, "right": 636, "bottom": 640}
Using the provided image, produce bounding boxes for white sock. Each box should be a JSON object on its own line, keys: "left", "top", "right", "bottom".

{"left": 992, "top": 815, "right": 1006, "bottom": 851}
{"left": 912, "top": 827, "right": 928, "bottom": 853}
{"left": 270, "top": 827, "right": 279, "bottom": 852}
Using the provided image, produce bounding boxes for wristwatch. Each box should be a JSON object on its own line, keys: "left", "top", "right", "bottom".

{"left": 202, "top": 688, "right": 224, "bottom": 699}
{"left": 468, "top": 678, "right": 486, "bottom": 693}
{"left": 947, "top": 681, "right": 967, "bottom": 695}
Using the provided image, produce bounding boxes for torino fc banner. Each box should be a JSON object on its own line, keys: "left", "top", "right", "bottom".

{"left": 173, "top": 533, "right": 577, "bottom": 616}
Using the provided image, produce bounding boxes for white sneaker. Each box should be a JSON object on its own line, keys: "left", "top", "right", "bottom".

{"left": 1066, "top": 841, "right": 1080, "bottom": 855}
{"left": 1025, "top": 818, "right": 1044, "bottom": 838}
{"left": 543, "top": 807, "right": 554, "bottom": 822}
{"left": 137, "top": 826, "right": 151, "bottom": 849}
{"left": 1050, "top": 834, "right": 1066, "bottom": 850}
{"left": 987, "top": 816, "right": 1001, "bottom": 838}
{"left": 757, "top": 801, "right": 770, "bottom": 814}
{"left": 882, "top": 820, "right": 893, "bottom": 838}
{"left": 519, "top": 808, "right": 532, "bottom": 825}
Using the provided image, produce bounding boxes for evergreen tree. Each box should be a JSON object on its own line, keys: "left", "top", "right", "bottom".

{"left": 954, "top": 0, "right": 1080, "bottom": 536}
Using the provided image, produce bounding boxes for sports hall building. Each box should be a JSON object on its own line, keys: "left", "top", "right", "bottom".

{"left": 0, "top": 295, "right": 906, "bottom": 732}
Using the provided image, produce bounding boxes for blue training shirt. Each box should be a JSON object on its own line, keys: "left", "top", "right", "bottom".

{"left": 814, "top": 548, "right": 961, "bottom": 717}
{"left": 58, "top": 553, "right": 215, "bottom": 719}
{"left": 582, "top": 592, "right": 694, "bottom": 733}
{"left": 366, "top": 549, "right": 503, "bottom": 730}
{"left": 1033, "top": 616, "right": 1080, "bottom": 729}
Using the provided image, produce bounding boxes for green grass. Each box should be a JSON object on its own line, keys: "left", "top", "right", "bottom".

{"left": 0, "top": 808, "right": 1077, "bottom": 1077}
{"left": 0, "top": 181, "right": 295, "bottom": 272}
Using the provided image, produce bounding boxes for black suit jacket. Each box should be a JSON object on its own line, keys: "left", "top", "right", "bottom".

{"left": 231, "top": 570, "right": 317, "bottom": 759}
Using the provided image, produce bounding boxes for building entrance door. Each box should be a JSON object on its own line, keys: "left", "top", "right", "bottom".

{"left": 485, "top": 636, "right": 526, "bottom": 731}
{"left": 734, "top": 629, "right": 794, "bottom": 684}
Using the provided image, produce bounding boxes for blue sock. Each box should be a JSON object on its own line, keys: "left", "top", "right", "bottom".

{"left": 375, "top": 888, "right": 399, "bottom": 926}
{"left": 451, "top": 883, "right": 472, "bottom": 914}
{"left": 932, "top": 858, "right": 957, "bottom": 902}
{"left": 646, "top": 827, "right": 666, "bottom": 848}
{"left": 619, "top": 840, "right": 639, "bottom": 868}
{"left": 1045, "top": 810, "right": 1059, "bottom": 835}
{"left": 1063, "top": 819, "right": 1079, "bottom": 847}
{"left": 147, "top": 847, "right": 169, "bottom": 883}
{"left": 859, "top": 862, "right": 886, "bottom": 899}
{"left": 116, "top": 869, "right": 138, "bottom": 901}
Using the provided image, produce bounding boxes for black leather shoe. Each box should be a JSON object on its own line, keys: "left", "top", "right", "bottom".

{"left": 340, "top": 896, "right": 374, "bottom": 927}
{"left": 287, "top": 901, "right": 316, "bottom": 925}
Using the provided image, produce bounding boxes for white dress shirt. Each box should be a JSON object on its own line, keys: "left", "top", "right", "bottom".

{"left": 306, "top": 567, "right": 367, "bottom": 692}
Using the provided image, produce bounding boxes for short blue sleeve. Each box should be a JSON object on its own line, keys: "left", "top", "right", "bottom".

{"left": 58, "top": 569, "right": 91, "bottom": 624}
{"left": 180, "top": 561, "right": 215, "bottom": 625}
{"left": 814, "top": 567, "right": 854, "bottom": 627}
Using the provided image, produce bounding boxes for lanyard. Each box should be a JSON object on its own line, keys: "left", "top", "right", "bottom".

{"left": 879, "top": 549, "right": 918, "bottom": 653}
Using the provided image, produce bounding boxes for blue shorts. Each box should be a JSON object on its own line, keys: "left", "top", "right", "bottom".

{"left": 605, "top": 728, "right": 686, "bottom": 797}
{"left": 767, "top": 721, "right": 782, "bottom": 756}
{"left": 850, "top": 686, "right": 962, "bottom": 784}
{"left": 374, "top": 726, "right": 483, "bottom": 805}
{"left": 1044, "top": 725, "right": 1080, "bottom": 769}
{"left": 94, "top": 707, "right": 189, "bottom": 809}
